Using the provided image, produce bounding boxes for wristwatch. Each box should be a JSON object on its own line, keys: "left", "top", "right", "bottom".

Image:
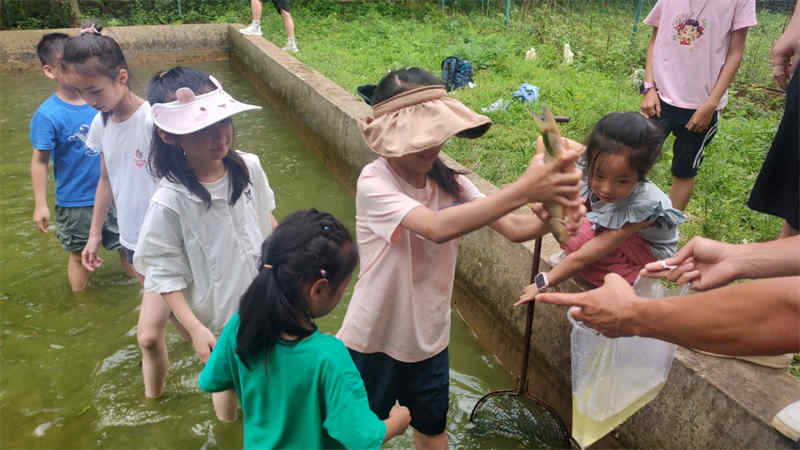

{"left": 640, "top": 81, "right": 656, "bottom": 95}
{"left": 535, "top": 272, "right": 549, "bottom": 290}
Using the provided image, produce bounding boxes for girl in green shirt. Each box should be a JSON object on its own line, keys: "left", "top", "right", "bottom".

{"left": 199, "top": 209, "right": 410, "bottom": 449}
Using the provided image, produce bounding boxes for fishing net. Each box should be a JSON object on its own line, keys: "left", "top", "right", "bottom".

{"left": 469, "top": 391, "right": 572, "bottom": 448}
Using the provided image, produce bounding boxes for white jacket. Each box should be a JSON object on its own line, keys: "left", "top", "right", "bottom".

{"left": 134, "top": 151, "right": 275, "bottom": 334}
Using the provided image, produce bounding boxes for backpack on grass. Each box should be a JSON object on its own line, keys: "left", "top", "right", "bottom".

{"left": 441, "top": 56, "right": 474, "bottom": 92}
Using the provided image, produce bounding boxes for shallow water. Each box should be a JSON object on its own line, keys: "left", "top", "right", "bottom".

{"left": 0, "top": 60, "right": 529, "bottom": 448}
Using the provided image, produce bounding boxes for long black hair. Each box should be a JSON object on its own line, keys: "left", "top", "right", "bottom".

{"left": 372, "top": 67, "right": 468, "bottom": 200}
{"left": 147, "top": 66, "right": 251, "bottom": 209}
{"left": 236, "top": 209, "right": 358, "bottom": 371}
{"left": 60, "top": 25, "right": 131, "bottom": 124}
{"left": 585, "top": 111, "right": 665, "bottom": 182}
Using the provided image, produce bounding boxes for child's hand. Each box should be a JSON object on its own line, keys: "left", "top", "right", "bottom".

{"left": 81, "top": 235, "right": 103, "bottom": 271}
{"left": 564, "top": 204, "right": 587, "bottom": 236}
{"left": 521, "top": 152, "right": 583, "bottom": 208}
{"left": 515, "top": 283, "right": 540, "bottom": 306}
{"left": 189, "top": 324, "right": 217, "bottom": 363}
{"left": 33, "top": 206, "right": 50, "bottom": 233}
{"left": 686, "top": 103, "right": 715, "bottom": 132}
{"left": 389, "top": 404, "right": 411, "bottom": 430}
{"left": 639, "top": 90, "right": 661, "bottom": 118}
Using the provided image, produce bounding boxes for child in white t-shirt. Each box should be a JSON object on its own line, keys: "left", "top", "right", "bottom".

{"left": 639, "top": 0, "right": 756, "bottom": 210}
{"left": 60, "top": 27, "right": 179, "bottom": 399}
{"left": 336, "top": 67, "right": 584, "bottom": 449}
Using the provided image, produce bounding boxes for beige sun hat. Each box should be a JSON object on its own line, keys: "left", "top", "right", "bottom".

{"left": 358, "top": 85, "right": 492, "bottom": 158}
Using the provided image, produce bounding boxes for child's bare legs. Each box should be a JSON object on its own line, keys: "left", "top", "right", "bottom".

{"left": 281, "top": 10, "right": 294, "bottom": 38}
{"left": 780, "top": 221, "right": 799, "bottom": 238}
{"left": 669, "top": 176, "right": 695, "bottom": 211}
{"left": 414, "top": 431, "right": 447, "bottom": 450}
{"left": 250, "top": 0, "right": 262, "bottom": 22}
{"left": 137, "top": 288, "right": 171, "bottom": 398}
{"left": 119, "top": 249, "right": 137, "bottom": 279}
{"left": 212, "top": 390, "right": 239, "bottom": 422}
{"left": 67, "top": 250, "right": 89, "bottom": 292}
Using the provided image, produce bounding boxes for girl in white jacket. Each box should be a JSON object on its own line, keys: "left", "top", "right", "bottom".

{"left": 134, "top": 67, "right": 278, "bottom": 421}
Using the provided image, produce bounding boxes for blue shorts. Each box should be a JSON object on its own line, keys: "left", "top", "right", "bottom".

{"left": 650, "top": 98, "right": 719, "bottom": 179}
{"left": 348, "top": 348, "right": 449, "bottom": 436}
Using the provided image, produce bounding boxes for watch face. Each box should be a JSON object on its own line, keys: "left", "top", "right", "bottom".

{"left": 535, "top": 273, "right": 547, "bottom": 290}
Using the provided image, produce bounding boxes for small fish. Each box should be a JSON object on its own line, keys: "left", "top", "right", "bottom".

{"left": 529, "top": 104, "right": 576, "bottom": 245}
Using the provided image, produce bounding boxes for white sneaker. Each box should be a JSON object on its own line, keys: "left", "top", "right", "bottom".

{"left": 282, "top": 41, "right": 299, "bottom": 53}
{"left": 239, "top": 23, "right": 262, "bottom": 36}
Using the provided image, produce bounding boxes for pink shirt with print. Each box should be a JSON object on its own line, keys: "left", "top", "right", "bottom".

{"left": 644, "top": 0, "right": 756, "bottom": 110}
{"left": 336, "top": 157, "right": 484, "bottom": 363}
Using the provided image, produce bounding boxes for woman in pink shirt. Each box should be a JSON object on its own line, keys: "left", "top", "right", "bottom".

{"left": 336, "top": 67, "right": 584, "bottom": 450}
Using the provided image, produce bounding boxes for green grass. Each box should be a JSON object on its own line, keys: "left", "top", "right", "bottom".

{"left": 252, "top": 0, "right": 787, "bottom": 245}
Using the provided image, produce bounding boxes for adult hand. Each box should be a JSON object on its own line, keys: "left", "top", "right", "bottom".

{"left": 536, "top": 273, "right": 640, "bottom": 338}
{"left": 685, "top": 102, "right": 715, "bottom": 132}
{"left": 33, "top": 205, "right": 50, "bottom": 233}
{"left": 189, "top": 324, "right": 217, "bottom": 364}
{"left": 81, "top": 235, "right": 103, "bottom": 271}
{"left": 521, "top": 144, "right": 583, "bottom": 208}
{"left": 639, "top": 89, "right": 661, "bottom": 118}
{"left": 640, "top": 236, "right": 737, "bottom": 291}
{"left": 771, "top": 26, "right": 800, "bottom": 89}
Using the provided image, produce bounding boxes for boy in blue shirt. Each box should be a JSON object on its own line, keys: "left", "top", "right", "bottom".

{"left": 30, "top": 33, "right": 127, "bottom": 291}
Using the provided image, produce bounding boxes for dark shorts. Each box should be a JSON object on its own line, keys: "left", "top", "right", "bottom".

{"left": 650, "top": 98, "right": 719, "bottom": 178}
{"left": 747, "top": 65, "right": 800, "bottom": 230}
{"left": 348, "top": 348, "right": 449, "bottom": 436}
{"left": 55, "top": 204, "right": 121, "bottom": 252}
{"left": 260, "top": 0, "right": 290, "bottom": 14}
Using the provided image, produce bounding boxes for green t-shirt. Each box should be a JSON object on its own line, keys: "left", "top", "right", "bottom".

{"left": 198, "top": 313, "right": 386, "bottom": 449}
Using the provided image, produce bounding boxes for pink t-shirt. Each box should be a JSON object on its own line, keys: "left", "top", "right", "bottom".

{"left": 336, "top": 157, "right": 484, "bottom": 363}
{"left": 644, "top": 0, "right": 756, "bottom": 110}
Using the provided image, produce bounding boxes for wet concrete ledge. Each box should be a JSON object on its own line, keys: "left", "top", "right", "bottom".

{"left": 1, "top": 24, "right": 796, "bottom": 449}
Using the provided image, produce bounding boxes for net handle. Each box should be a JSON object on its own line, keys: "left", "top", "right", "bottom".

{"left": 517, "top": 237, "right": 543, "bottom": 396}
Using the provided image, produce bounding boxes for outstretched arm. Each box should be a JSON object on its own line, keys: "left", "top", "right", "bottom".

{"left": 402, "top": 150, "right": 583, "bottom": 243}
{"left": 537, "top": 273, "right": 800, "bottom": 356}
{"left": 642, "top": 235, "right": 800, "bottom": 290}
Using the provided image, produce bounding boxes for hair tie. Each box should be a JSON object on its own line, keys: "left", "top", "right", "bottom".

{"left": 322, "top": 225, "right": 329, "bottom": 231}
{"left": 263, "top": 264, "right": 273, "bottom": 269}
{"left": 320, "top": 269, "right": 327, "bottom": 278}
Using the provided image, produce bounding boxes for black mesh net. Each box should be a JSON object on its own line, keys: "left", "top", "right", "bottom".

{"left": 469, "top": 391, "right": 572, "bottom": 449}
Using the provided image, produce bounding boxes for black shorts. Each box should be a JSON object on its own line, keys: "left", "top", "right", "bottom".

{"left": 260, "top": 0, "right": 290, "bottom": 14}
{"left": 747, "top": 65, "right": 800, "bottom": 229}
{"left": 650, "top": 98, "right": 719, "bottom": 178}
{"left": 348, "top": 348, "right": 449, "bottom": 436}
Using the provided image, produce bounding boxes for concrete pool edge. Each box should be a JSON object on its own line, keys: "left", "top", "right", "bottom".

{"left": 1, "top": 24, "right": 796, "bottom": 449}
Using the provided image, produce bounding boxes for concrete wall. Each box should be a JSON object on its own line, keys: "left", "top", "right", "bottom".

{"left": 1, "top": 23, "right": 796, "bottom": 449}
{"left": 0, "top": 24, "right": 228, "bottom": 72}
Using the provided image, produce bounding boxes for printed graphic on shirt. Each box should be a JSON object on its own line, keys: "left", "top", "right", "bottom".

{"left": 672, "top": 13, "right": 706, "bottom": 48}
{"left": 67, "top": 123, "right": 100, "bottom": 157}
{"left": 134, "top": 149, "right": 146, "bottom": 168}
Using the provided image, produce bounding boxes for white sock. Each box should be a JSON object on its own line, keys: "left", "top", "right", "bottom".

{"left": 287, "top": 37, "right": 296, "bottom": 44}
{"left": 253, "top": 19, "right": 260, "bottom": 25}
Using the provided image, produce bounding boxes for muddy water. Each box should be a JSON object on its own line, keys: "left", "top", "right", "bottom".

{"left": 0, "top": 60, "right": 539, "bottom": 448}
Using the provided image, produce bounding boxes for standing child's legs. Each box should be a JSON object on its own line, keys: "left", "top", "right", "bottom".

{"left": 239, "top": 0, "right": 263, "bottom": 35}
{"left": 212, "top": 390, "right": 239, "bottom": 422}
{"left": 281, "top": 9, "right": 294, "bottom": 39}
{"left": 250, "top": 0, "right": 262, "bottom": 22}
{"left": 67, "top": 251, "right": 89, "bottom": 291}
{"left": 273, "top": 0, "right": 298, "bottom": 52}
{"left": 137, "top": 288, "right": 172, "bottom": 398}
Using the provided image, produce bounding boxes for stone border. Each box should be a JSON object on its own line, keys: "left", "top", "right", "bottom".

{"left": 1, "top": 23, "right": 795, "bottom": 449}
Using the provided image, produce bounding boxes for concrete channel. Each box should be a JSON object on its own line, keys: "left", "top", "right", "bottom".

{"left": 1, "top": 24, "right": 797, "bottom": 449}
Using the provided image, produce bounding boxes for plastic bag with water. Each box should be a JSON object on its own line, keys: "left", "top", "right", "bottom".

{"left": 569, "top": 276, "right": 690, "bottom": 448}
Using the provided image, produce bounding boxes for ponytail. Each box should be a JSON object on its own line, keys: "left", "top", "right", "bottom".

{"left": 236, "top": 210, "right": 358, "bottom": 371}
